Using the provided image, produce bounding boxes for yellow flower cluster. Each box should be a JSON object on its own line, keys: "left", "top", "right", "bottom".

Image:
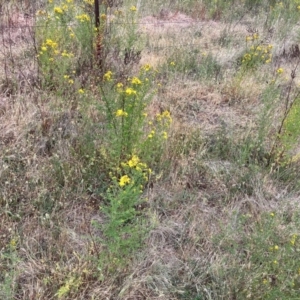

{"left": 54, "top": 6, "right": 63, "bottom": 14}
{"left": 142, "top": 64, "right": 151, "bottom": 72}
{"left": 242, "top": 44, "right": 273, "bottom": 67}
{"left": 119, "top": 175, "right": 130, "bottom": 187}
{"left": 125, "top": 87, "right": 137, "bottom": 96}
{"left": 118, "top": 155, "right": 151, "bottom": 187}
{"left": 103, "top": 70, "right": 112, "bottom": 81}
{"left": 122, "top": 155, "right": 148, "bottom": 171}
{"left": 148, "top": 129, "right": 155, "bottom": 139}
{"left": 61, "top": 50, "right": 74, "bottom": 58}
{"left": 39, "top": 39, "right": 59, "bottom": 55}
{"left": 245, "top": 33, "right": 259, "bottom": 42}
{"left": 115, "top": 109, "right": 128, "bottom": 117}
{"left": 131, "top": 77, "right": 142, "bottom": 85}
{"left": 276, "top": 68, "right": 284, "bottom": 74}
{"left": 76, "top": 13, "right": 90, "bottom": 22}
{"left": 156, "top": 110, "right": 172, "bottom": 123}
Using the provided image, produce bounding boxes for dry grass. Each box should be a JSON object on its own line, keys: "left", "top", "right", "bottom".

{"left": 1, "top": 0, "right": 300, "bottom": 299}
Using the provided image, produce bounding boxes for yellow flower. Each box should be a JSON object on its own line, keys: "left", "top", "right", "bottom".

{"left": 265, "top": 59, "right": 271, "bottom": 64}
{"left": 131, "top": 77, "right": 142, "bottom": 85}
{"left": 142, "top": 64, "right": 151, "bottom": 71}
{"left": 119, "top": 175, "right": 130, "bottom": 187}
{"left": 45, "top": 39, "right": 58, "bottom": 49}
{"left": 115, "top": 109, "right": 128, "bottom": 117}
{"left": 130, "top": 5, "right": 137, "bottom": 12}
{"left": 125, "top": 88, "right": 137, "bottom": 95}
{"left": 64, "top": 75, "right": 69, "bottom": 79}
{"left": 274, "top": 245, "right": 279, "bottom": 250}
{"left": 76, "top": 14, "right": 90, "bottom": 22}
{"left": 103, "top": 70, "right": 112, "bottom": 81}
{"left": 277, "top": 68, "right": 284, "bottom": 74}
{"left": 100, "top": 14, "right": 106, "bottom": 20}
{"left": 62, "top": 50, "right": 69, "bottom": 57}
{"left": 78, "top": 89, "right": 84, "bottom": 94}
{"left": 68, "top": 79, "right": 74, "bottom": 84}
{"left": 128, "top": 155, "right": 140, "bottom": 168}
{"left": 270, "top": 212, "right": 275, "bottom": 217}
{"left": 41, "top": 46, "right": 47, "bottom": 51}
{"left": 273, "top": 260, "right": 278, "bottom": 264}
{"left": 54, "top": 7, "right": 63, "bottom": 14}
{"left": 263, "top": 279, "right": 268, "bottom": 284}
{"left": 170, "top": 61, "right": 176, "bottom": 66}
{"left": 162, "top": 131, "right": 168, "bottom": 139}
{"left": 246, "top": 36, "right": 252, "bottom": 42}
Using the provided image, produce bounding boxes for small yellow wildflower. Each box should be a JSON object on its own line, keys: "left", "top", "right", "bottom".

{"left": 128, "top": 155, "right": 140, "bottom": 168}
{"left": 270, "top": 212, "right": 275, "bottom": 217}
{"left": 125, "top": 88, "right": 137, "bottom": 96}
{"left": 277, "top": 68, "right": 284, "bottom": 74}
{"left": 115, "top": 109, "right": 128, "bottom": 117}
{"left": 148, "top": 130, "right": 155, "bottom": 139}
{"left": 78, "top": 89, "right": 85, "bottom": 94}
{"left": 119, "top": 175, "right": 130, "bottom": 187}
{"left": 100, "top": 14, "right": 106, "bottom": 20}
{"left": 298, "top": 5, "right": 300, "bottom": 10}
{"left": 64, "top": 75, "right": 69, "bottom": 79}
{"left": 41, "top": 46, "right": 47, "bottom": 52}
{"left": 130, "top": 5, "right": 137, "bottom": 12}
{"left": 142, "top": 64, "right": 151, "bottom": 71}
{"left": 263, "top": 279, "right": 268, "bottom": 285}
{"left": 253, "top": 33, "right": 259, "bottom": 40}
{"left": 103, "top": 70, "right": 112, "bottom": 81}
{"left": 70, "top": 33, "right": 75, "bottom": 38}
{"left": 76, "top": 14, "right": 90, "bottom": 22}
{"left": 274, "top": 245, "right": 279, "bottom": 250}
{"left": 163, "top": 131, "right": 168, "bottom": 139}
{"left": 246, "top": 36, "right": 252, "bottom": 42}
{"left": 170, "top": 61, "right": 176, "bottom": 66}
{"left": 68, "top": 79, "right": 74, "bottom": 84}
{"left": 62, "top": 50, "right": 70, "bottom": 57}
{"left": 265, "top": 59, "right": 271, "bottom": 64}
{"left": 54, "top": 7, "right": 63, "bottom": 14}
{"left": 131, "top": 77, "right": 142, "bottom": 85}
{"left": 45, "top": 39, "right": 58, "bottom": 49}
{"left": 273, "top": 260, "right": 278, "bottom": 264}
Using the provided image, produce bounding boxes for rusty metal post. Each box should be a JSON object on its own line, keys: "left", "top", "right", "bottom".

{"left": 94, "top": 0, "right": 100, "bottom": 29}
